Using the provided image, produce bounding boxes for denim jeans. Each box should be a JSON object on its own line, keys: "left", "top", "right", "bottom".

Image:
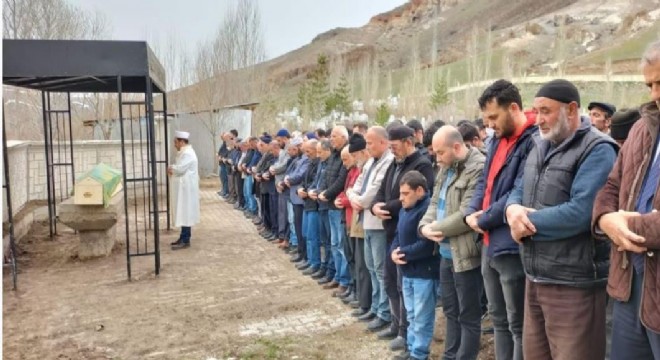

{"left": 481, "top": 247, "right": 525, "bottom": 360}
{"left": 328, "top": 209, "right": 350, "bottom": 287}
{"left": 364, "top": 229, "right": 391, "bottom": 321}
{"left": 243, "top": 176, "right": 257, "bottom": 213}
{"left": 179, "top": 226, "right": 191, "bottom": 243}
{"left": 440, "top": 257, "right": 482, "bottom": 360}
{"left": 303, "top": 210, "right": 321, "bottom": 269}
{"left": 403, "top": 277, "right": 438, "bottom": 360}
{"left": 611, "top": 270, "right": 660, "bottom": 359}
{"left": 318, "top": 210, "right": 335, "bottom": 279}
{"left": 287, "top": 201, "right": 298, "bottom": 246}
{"left": 293, "top": 204, "right": 305, "bottom": 258}
{"left": 219, "top": 164, "right": 229, "bottom": 195}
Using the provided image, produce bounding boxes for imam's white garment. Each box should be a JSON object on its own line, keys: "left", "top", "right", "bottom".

{"left": 171, "top": 145, "right": 200, "bottom": 227}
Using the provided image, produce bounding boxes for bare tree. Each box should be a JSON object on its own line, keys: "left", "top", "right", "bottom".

{"left": 183, "top": 0, "right": 267, "bottom": 156}
{"left": 3, "top": 0, "right": 109, "bottom": 40}
{"left": 3, "top": 0, "right": 111, "bottom": 141}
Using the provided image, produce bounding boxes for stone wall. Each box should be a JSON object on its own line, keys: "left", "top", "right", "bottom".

{"left": 3, "top": 140, "right": 163, "bottom": 221}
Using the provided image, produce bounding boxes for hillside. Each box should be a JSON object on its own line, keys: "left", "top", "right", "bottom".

{"left": 169, "top": 0, "right": 660, "bottom": 124}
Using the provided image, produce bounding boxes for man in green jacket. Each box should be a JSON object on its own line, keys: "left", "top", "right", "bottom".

{"left": 418, "top": 125, "right": 485, "bottom": 360}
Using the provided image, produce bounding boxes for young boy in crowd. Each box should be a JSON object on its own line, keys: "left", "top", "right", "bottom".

{"left": 390, "top": 170, "right": 438, "bottom": 360}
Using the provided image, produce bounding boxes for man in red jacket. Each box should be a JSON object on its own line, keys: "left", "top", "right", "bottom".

{"left": 336, "top": 133, "right": 372, "bottom": 310}
{"left": 593, "top": 39, "right": 660, "bottom": 359}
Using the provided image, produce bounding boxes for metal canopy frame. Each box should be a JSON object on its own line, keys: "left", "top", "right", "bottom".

{"left": 3, "top": 39, "right": 170, "bottom": 280}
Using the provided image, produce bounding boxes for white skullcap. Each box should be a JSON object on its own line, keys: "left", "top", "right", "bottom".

{"left": 175, "top": 131, "right": 190, "bottom": 139}
{"left": 290, "top": 137, "right": 303, "bottom": 146}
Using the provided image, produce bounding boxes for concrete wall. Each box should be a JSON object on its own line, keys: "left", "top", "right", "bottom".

{"left": 171, "top": 109, "right": 252, "bottom": 177}
{"left": 3, "top": 140, "right": 163, "bottom": 221}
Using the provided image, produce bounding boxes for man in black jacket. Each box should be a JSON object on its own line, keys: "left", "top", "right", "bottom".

{"left": 370, "top": 125, "right": 435, "bottom": 347}
{"left": 298, "top": 139, "right": 321, "bottom": 275}
{"left": 318, "top": 126, "right": 351, "bottom": 292}
{"left": 255, "top": 135, "right": 277, "bottom": 240}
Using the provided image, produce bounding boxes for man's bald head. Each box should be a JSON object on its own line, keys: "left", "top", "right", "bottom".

{"left": 365, "top": 126, "right": 389, "bottom": 158}
{"left": 432, "top": 125, "right": 468, "bottom": 167}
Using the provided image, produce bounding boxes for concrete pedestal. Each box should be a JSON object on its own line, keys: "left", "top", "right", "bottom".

{"left": 59, "top": 191, "right": 123, "bottom": 260}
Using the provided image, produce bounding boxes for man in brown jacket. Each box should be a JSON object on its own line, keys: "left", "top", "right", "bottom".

{"left": 593, "top": 40, "right": 660, "bottom": 359}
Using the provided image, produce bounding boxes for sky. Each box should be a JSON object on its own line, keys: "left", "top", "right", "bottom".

{"left": 68, "top": 0, "right": 406, "bottom": 60}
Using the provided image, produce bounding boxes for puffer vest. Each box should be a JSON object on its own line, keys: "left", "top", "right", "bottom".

{"left": 521, "top": 123, "right": 616, "bottom": 287}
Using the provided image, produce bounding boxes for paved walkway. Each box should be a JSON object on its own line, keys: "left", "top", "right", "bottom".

{"left": 3, "top": 184, "right": 398, "bottom": 359}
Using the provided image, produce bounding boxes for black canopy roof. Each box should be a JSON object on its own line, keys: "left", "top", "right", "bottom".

{"left": 3, "top": 39, "right": 166, "bottom": 93}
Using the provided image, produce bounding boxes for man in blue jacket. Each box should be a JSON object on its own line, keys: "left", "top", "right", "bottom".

{"left": 283, "top": 137, "right": 310, "bottom": 264}
{"left": 465, "top": 80, "right": 536, "bottom": 360}
{"left": 390, "top": 170, "right": 437, "bottom": 360}
{"left": 505, "top": 79, "right": 617, "bottom": 360}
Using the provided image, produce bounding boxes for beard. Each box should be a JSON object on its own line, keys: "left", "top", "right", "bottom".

{"left": 540, "top": 107, "right": 571, "bottom": 144}
{"left": 498, "top": 112, "right": 516, "bottom": 138}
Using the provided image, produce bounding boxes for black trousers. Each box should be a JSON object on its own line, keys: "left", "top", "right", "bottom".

{"left": 350, "top": 236, "right": 372, "bottom": 310}
{"left": 235, "top": 174, "right": 245, "bottom": 207}
{"left": 293, "top": 204, "right": 305, "bottom": 259}
{"left": 268, "top": 192, "right": 279, "bottom": 236}
{"left": 260, "top": 193, "right": 271, "bottom": 231}
{"left": 385, "top": 243, "right": 408, "bottom": 337}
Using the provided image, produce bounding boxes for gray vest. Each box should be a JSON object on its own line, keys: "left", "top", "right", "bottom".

{"left": 521, "top": 126, "right": 615, "bottom": 287}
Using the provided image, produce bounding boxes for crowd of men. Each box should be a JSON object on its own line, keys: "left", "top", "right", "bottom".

{"left": 207, "top": 40, "right": 660, "bottom": 360}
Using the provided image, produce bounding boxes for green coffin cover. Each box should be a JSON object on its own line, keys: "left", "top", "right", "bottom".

{"left": 73, "top": 163, "right": 123, "bottom": 207}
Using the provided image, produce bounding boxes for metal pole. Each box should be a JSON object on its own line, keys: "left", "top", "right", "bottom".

{"left": 163, "top": 94, "right": 171, "bottom": 230}
{"left": 117, "top": 77, "right": 132, "bottom": 280}
{"left": 146, "top": 78, "right": 160, "bottom": 275}
{"left": 3, "top": 108, "right": 18, "bottom": 290}
{"left": 41, "top": 91, "right": 54, "bottom": 238}
{"left": 67, "top": 92, "right": 75, "bottom": 188}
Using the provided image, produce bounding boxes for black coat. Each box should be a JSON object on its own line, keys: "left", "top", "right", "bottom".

{"left": 372, "top": 150, "right": 435, "bottom": 242}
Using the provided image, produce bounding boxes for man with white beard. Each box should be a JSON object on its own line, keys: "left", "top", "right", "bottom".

{"left": 504, "top": 79, "right": 618, "bottom": 359}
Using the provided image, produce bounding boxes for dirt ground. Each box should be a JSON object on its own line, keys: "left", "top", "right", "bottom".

{"left": 3, "top": 179, "right": 494, "bottom": 360}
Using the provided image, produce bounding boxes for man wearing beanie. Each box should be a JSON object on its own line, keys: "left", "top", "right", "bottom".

{"left": 505, "top": 79, "right": 618, "bottom": 360}
{"left": 588, "top": 101, "right": 616, "bottom": 134}
{"left": 335, "top": 134, "right": 372, "bottom": 307}
{"left": 371, "top": 124, "right": 435, "bottom": 350}
{"left": 593, "top": 40, "right": 660, "bottom": 359}
{"left": 609, "top": 108, "right": 641, "bottom": 146}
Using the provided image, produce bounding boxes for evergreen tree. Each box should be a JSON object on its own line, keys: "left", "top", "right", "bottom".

{"left": 429, "top": 73, "right": 449, "bottom": 110}
{"left": 375, "top": 103, "right": 390, "bottom": 126}
{"left": 326, "top": 75, "right": 352, "bottom": 115}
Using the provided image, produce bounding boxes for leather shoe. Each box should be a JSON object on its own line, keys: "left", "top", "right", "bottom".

{"left": 391, "top": 351, "right": 410, "bottom": 360}
{"left": 338, "top": 287, "right": 352, "bottom": 299}
{"left": 302, "top": 267, "right": 319, "bottom": 276}
{"left": 357, "top": 312, "right": 376, "bottom": 322}
{"left": 297, "top": 262, "right": 311, "bottom": 271}
{"left": 290, "top": 255, "right": 303, "bottom": 263}
{"left": 317, "top": 277, "right": 332, "bottom": 285}
{"left": 170, "top": 239, "right": 182, "bottom": 245}
{"left": 311, "top": 270, "right": 326, "bottom": 279}
{"left": 287, "top": 246, "right": 298, "bottom": 254}
{"left": 323, "top": 281, "right": 339, "bottom": 290}
{"left": 332, "top": 286, "right": 348, "bottom": 297}
{"left": 171, "top": 242, "right": 190, "bottom": 250}
{"left": 342, "top": 293, "right": 357, "bottom": 304}
{"left": 390, "top": 336, "right": 406, "bottom": 351}
{"left": 367, "top": 317, "right": 390, "bottom": 332}
{"left": 351, "top": 308, "right": 369, "bottom": 317}
{"left": 349, "top": 300, "right": 361, "bottom": 309}
{"left": 377, "top": 328, "right": 397, "bottom": 340}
